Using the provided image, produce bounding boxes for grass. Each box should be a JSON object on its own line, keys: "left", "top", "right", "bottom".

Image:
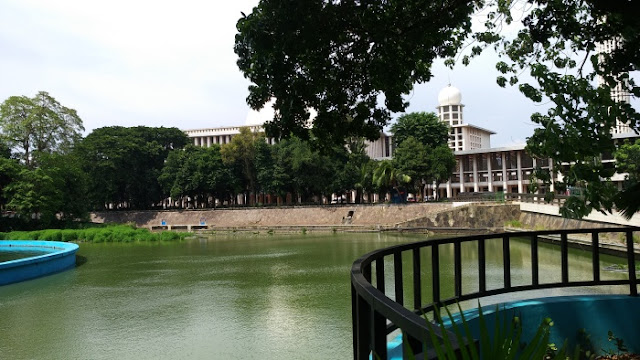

{"left": 504, "top": 219, "right": 523, "bottom": 228}
{"left": 0, "top": 224, "right": 188, "bottom": 243}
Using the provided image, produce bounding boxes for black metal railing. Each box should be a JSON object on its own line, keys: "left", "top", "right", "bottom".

{"left": 350, "top": 227, "right": 640, "bottom": 360}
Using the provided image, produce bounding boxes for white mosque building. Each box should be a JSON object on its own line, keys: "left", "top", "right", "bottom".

{"left": 184, "top": 99, "right": 394, "bottom": 160}
{"left": 183, "top": 83, "right": 635, "bottom": 202}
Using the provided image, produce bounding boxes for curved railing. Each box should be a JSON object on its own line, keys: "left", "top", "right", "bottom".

{"left": 350, "top": 227, "right": 640, "bottom": 359}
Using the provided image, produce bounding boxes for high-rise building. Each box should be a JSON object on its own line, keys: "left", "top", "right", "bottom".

{"left": 436, "top": 85, "right": 495, "bottom": 151}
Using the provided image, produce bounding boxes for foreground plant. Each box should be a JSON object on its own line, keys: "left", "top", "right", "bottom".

{"left": 403, "top": 303, "right": 574, "bottom": 360}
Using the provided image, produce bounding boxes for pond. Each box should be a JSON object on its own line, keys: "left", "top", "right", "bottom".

{"left": 0, "top": 233, "right": 628, "bottom": 359}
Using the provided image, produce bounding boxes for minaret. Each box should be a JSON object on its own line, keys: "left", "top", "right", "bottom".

{"left": 437, "top": 85, "right": 464, "bottom": 151}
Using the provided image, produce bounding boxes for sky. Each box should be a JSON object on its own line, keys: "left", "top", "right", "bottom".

{"left": 0, "top": 1, "right": 634, "bottom": 148}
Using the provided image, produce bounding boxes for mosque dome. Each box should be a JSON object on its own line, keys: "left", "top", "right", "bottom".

{"left": 245, "top": 98, "right": 277, "bottom": 126}
{"left": 437, "top": 85, "right": 462, "bottom": 106}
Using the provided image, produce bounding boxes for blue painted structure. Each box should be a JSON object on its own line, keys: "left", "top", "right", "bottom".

{"left": 450, "top": 295, "right": 640, "bottom": 354}
{"left": 0, "top": 240, "right": 79, "bottom": 286}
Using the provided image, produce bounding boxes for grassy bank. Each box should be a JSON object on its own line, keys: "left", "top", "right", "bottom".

{"left": 0, "top": 225, "right": 188, "bottom": 243}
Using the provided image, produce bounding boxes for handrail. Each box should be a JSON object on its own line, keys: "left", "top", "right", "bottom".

{"left": 350, "top": 227, "right": 640, "bottom": 359}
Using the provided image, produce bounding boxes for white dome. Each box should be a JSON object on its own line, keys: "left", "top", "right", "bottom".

{"left": 245, "top": 98, "right": 277, "bottom": 126}
{"left": 437, "top": 85, "right": 462, "bottom": 106}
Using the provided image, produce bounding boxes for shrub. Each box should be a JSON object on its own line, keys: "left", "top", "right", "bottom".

{"left": 61, "top": 229, "right": 78, "bottom": 242}
{"left": 0, "top": 224, "right": 185, "bottom": 243}
{"left": 39, "top": 229, "right": 62, "bottom": 242}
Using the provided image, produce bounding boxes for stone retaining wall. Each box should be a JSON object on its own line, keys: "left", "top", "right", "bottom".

{"left": 396, "top": 203, "right": 521, "bottom": 230}
{"left": 90, "top": 203, "right": 453, "bottom": 229}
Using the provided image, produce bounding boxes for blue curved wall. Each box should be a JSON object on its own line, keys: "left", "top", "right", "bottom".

{"left": 450, "top": 295, "right": 640, "bottom": 355}
{"left": 0, "top": 240, "right": 79, "bottom": 286}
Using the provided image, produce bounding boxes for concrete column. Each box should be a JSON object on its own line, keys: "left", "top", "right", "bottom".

{"left": 549, "top": 159, "right": 555, "bottom": 192}
{"left": 446, "top": 180, "right": 452, "bottom": 198}
{"left": 487, "top": 154, "right": 493, "bottom": 192}
{"left": 502, "top": 152, "right": 508, "bottom": 192}
{"left": 472, "top": 155, "right": 479, "bottom": 192}
{"left": 459, "top": 157, "right": 465, "bottom": 193}
{"left": 517, "top": 152, "right": 523, "bottom": 193}
{"left": 193, "top": 137, "right": 199, "bottom": 146}
{"left": 206, "top": 136, "right": 211, "bottom": 147}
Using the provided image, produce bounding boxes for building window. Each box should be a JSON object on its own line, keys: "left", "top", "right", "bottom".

{"left": 443, "top": 114, "right": 450, "bottom": 120}
{"left": 452, "top": 113, "right": 458, "bottom": 119}
{"left": 452, "top": 105, "right": 458, "bottom": 111}
{"left": 384, "top": 136, "right": 390, "bottom": 157}
{"left": 521, "top": 153, "right": 533, "bottom": 168}
{"left": 492, "top": 153, "right": 502, "bottom": 169}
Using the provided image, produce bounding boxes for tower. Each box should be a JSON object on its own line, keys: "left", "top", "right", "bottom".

{"left": 437, "top": 85, "right": 465, "bottom": 151}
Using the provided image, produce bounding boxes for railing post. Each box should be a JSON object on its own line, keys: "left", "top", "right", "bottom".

{"left": 403, "top": 332, "right": 424, "bottom": 359}
{"left": 413, "top": 248, "right": 422, "bottom": 310}
{"left": 627, "top": 231, "right": 637, "bottom": 297}
{"left": 372, "top": 310, "right": 388, "bottom": 360}
{"left": 478, "top": 238, "right": 486, "bottom": 293}
{"left": 355, "top": 293, "right": 372, "bottom": 360}
{"left": 454, "top": 242, "right": 462, "bottom": 297}
{"left": 352, "top": 284, "right": 358, "bottom": 359}
{"left": 592, "top": 232, "right": 600, "bottom": 283}
{"left": 503, "top": 235, "right": 511, "bottom": 289}
{"left": 394, "top": 252, "right": 404, "bottom": 306}
{"left": 531, "top": 234, "right": 539, "bottom": 286}
{"left": 376, "top": 257, "right": 385, "bottom": 293}
{"left": 561, "top": 233, "right": 569, "bottom": 283}
{"left": 432, "top": 245, "right": 440, "bottom": 305}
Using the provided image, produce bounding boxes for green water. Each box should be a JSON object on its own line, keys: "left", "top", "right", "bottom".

{"left": 0, "top": 233, "right": 628, "bottom": 359}
{"left": 0, "top": 250, "right": 50, "bottom": 262}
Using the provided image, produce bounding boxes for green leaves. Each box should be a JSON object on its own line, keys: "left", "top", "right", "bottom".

{"left": 0, "top": 91, "right": 84, "bottom": 168}
{"left": 235, "top": 0, "right": 483, "bottom": 144}
{"left": 77, "top": 126, "right": 189, "bottom": 210}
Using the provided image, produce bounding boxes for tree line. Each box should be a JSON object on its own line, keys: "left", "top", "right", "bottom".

{"left": 0, "top": 92, "right": 455, "bottom": 230}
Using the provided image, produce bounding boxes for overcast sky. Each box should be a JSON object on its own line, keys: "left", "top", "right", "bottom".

{"left": 1, "top": 1, "right": 633, "bottom": 148}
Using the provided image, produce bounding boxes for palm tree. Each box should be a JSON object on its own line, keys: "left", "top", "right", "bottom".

{"left": 372, "top": 160, "right": 411, "bottom": 202}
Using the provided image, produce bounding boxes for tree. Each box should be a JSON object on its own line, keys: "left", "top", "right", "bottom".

{"left": 373, "top": 160, "right": 411, "bottom": 202}
{"left": 465, "top": 1, "right": 640, "bottom": 218}
{"left": 391, "top": 112, "right": 449, "bottom": 149}
{"left": 220, "top": 127, "right": 264, "bottom": 203}
{"left": 255, "top": 140, "right": 293, "bottom": 202}
{"left": 0, "top": 91, "right": 84, "bottom": 168}
{"left": 236, "top": 1, "right": 640, "bottom": 217}
{"left": 235, "top": 0, "right": 480, "bottom": 144}
{"left": 615, "top": 139, "right": 640, "bottom": 183}
{"left": 77, "top": 126, "right": 189, "bottom": 210}
{"left": 428, "top": 145, "right": 456, "bottom": 200}
{"left": 159, "top": 145, "right": 233, "bottom": 208}
{"left": 4, "top": 167, "right": 61, "bottom": 226}
{"left": 393, "top": 136, "right": 430, "bottom": 196}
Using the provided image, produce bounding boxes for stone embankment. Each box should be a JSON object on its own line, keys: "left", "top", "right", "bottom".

{"left": 396, "top": 203, "right": 521, "bottom": 231}
{"left": 91, "top": 203, "right": 453, "bottom": 232}
{"left": 91, "top": 202, "right": 529, "bottom": 233}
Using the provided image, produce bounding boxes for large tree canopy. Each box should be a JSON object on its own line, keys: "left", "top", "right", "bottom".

{"left": 235, "top": 0, "right": 479, "bottom": 144}
{"left": 391, "top": 112, "right": 449, "bottom": 149}
{"left": 0, "top": 91, "right": 83, "bottom": 168}
{"left": 236, "top": 0, "right": 640, "bottom": 218}
{"left": 76, "top": 126, "right": 189, "bottom": 210}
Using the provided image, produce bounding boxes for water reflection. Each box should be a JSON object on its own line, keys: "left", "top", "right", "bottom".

{"left": 0, "top": 233, "right": 628, "bottom": 359}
